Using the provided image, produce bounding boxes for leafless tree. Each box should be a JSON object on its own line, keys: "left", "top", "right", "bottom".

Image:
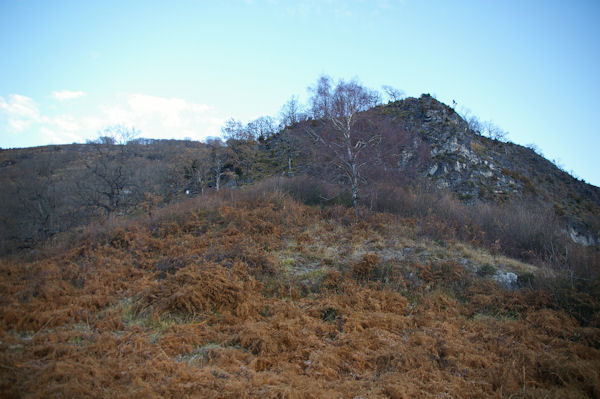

{"left": 278, "top": 96, "right": 308, "bottom": 174}
{"left": 279, "top": 95, "right": 305, "bottom": 127}
{"left": 77, "top": 125, "right": 140, "bottom": 216}
{"left": 4, "top": 155, "right": 60, "bottom": 246}
{"left": 184, "top": 156, "right": 211, "bottom": 195}
{"left": 482, "top": 120, "right": 508, "bottom": 141}
{"left": 459, "top": 108, "right": 482, "bottom": 133}
{"left": 247, "top": 116, "right": 276, "bottom": 140}
{"left": 381, "top": 85, "right": 405, "bottom": 102}
{"left": 305, "top": 76, "right": 381, "bottom": 216}
{"left": 206, "top": 138, "right": 235, "bottom": 191}
{"left": 309, "top": 75, "right": 334, "bottom": 119}
{"left": 0, "top": 148, "right": 90, "bottom": 251}
{"left": 276, "top": 129, "right": 299, "bottom": 176}
{"left": 221, "top": 118, "right": 249, "bottom": 141}
{"left": 89, "top": 124, "right": 139, "bottom": 146}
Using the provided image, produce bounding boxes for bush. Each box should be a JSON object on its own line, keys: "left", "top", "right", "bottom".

{"left": 352, "top": 253, "right": 380, "bottom": 281}
{"left": 366, "top": 180, "right": 599, "bottom": 284}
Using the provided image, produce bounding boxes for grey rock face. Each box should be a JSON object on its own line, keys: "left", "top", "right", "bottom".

{"left": 493, "top": 270, "right": 518, "bottom": 289}
{"left": 382, "top": 94, "right": 600, "bottom": 245}
{"left": 568, "top": 226, "right": 598, "bottom": 247}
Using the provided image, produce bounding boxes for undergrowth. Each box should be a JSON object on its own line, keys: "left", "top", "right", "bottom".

{"left": 1, "top": 186, "right": 599, "bottom": 398}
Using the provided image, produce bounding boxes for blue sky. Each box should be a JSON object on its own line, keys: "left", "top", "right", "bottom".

{"left": 1, "top": 0, "right": 599, "bottom": 186}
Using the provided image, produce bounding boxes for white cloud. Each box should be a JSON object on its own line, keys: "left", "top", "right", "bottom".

{"left": 0, "top": 94, "right": 40, "bottom": 132}
{"left": 0, "top": 92, "right": 224, "bottom": 145}
{"left": 52, "top": 90, "right": 86, "bottom": 101}
{"left": 40, "top": 126, "right": 84, "bottom": 145}
{"left": 49, "top": 115, "right": 81, "bottom": 132}
{"left": 0, "top": 94, "right": 39, "bottom": 119}
{"left": 100, "top": 94, "right": 224, "bottom": 141}
{"left": 8, "top": 119, "right": 33, "bottom": 131}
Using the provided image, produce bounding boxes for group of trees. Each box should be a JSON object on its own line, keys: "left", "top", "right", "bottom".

{"left": 460, "top": 108, "right": 508, "bottom": 141}
{"left": 191, "top": 76, "right": 417, "bottom": 216}
{"left": 284, "top": 76, "right": 427, "bottom": 216}
{"left": 0, "top": 81, "right": 410, "bottom": 255}
{"left": 78, "top": 125, "right": 142, "bottom": 216}
{"left": 0, "top": 134, "right": 200, "bottom": 253}
{"left": 0, "top": 74, "right": 514, "bottom": 254}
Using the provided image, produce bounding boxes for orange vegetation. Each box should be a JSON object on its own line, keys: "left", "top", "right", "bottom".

{"left": 0, "top": 193, "right": 599, "bottom": 398}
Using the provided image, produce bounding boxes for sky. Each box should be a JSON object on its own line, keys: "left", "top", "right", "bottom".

{"left": 1, "top": 0, "right": 599, "bottom": 186}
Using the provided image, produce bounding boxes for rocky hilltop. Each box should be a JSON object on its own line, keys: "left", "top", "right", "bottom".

{"left": 1, "top": 94, "right": 598, "bottom": 254}
{"left": 371, "top": 95, "right": 600, "bottom": 245}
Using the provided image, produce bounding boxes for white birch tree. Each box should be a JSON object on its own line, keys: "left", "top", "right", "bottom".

{"left": 305, "top": 76, "right": 381, "bottom": 216}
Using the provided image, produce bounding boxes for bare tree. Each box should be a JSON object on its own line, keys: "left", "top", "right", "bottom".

{"left": 305, "top": 76, "right": 381, "bottom": 216}
{"left": 279, "top": 95, "right": 305, "bottom": 127}
{"left": 309, "top": 75, "right": 333, "bottom": 119}
{"left": 4, "top": 154, "right": 61, "bottom": 247}
{"left": 459, "top": 108, "right": 482, "bottom": 133}
{"left": 221, "top": 118, "right": 249, "bottom": 141}
{"left": 77, "top": 125, "right": 140, "bottom": 216}
{"left": 183, "top": 156, "right": 211, "bottom": 195}
{"left": 220, "top": 118, "right": 267, "bottom": 183}
{"left": 89, "top": 124, "right": 140, "bottom": 146}
{"left": 278, "top": 96, "right": 307, "bottom": 175}
{"left": 206, "top": 138, "right": 235, "bottom": 191}
{"left": 381, "top": 85, "right": 405, "bottom": 102}
{"left": 482, "top": 120, "right": 508, "bottom": 141}
{"left": 247, "top": 116, "right": 276, "bottom": 140}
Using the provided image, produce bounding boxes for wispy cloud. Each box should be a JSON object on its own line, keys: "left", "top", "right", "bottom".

{"left": 0, "top": 94, "right": 39, "bottom": 119}
{"left": 40, "top": 126, "right": 86, "bottom": 145}
{"left": 0, "top": 94, "right": 40, "bottom": 132}
{"left": 52, "top": 90, "right": 87, "bottom": 101}
{"left": 99, "top": 93, "right": 224, "bottom": 141}
{"left": 0, "top": 92, "right": 225, "bottom": 145}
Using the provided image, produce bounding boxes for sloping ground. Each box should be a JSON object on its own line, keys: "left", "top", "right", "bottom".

{"left": 1, "top": 193, "right": 599, "bottom": 398}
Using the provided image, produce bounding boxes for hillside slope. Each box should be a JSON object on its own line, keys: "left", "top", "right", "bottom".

{"left": 382, "top": 95, "right": 600, "bottom": 244}
{"left": 1, "top": 190, "right": 599, "bottom": 398}
{"left": 0, "top": 140, "right": 210, "bottom": 253}
{"left": 281, "top": 95, "right": 600, "bottom": 245}
{"left": 1, "top": 94, "right": 598, "bottom": 254}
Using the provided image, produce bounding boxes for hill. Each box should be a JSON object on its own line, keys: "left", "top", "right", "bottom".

{"left": 0, "top": 139, "right": 210, "bottom": 253}
{"left": 1, "top": 188, "right": 599, "bottom": 398}
{"left": 1, "top": 91, "right": 600, "bottom": 397}
{"left": 380, "top": 95, "right": 600, "bottom": 245}
{"left": 1, "top": 94, "right": 599, "bottom": 255}
{"left": 281, "top": 94, "right": 600, "bottom": 246}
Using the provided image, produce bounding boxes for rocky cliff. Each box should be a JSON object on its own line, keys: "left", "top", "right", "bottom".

{"left": 379, "top": 94, "right": 600, "bottom": 245}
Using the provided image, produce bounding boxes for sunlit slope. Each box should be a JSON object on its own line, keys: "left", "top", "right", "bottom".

{"left": 0, "top": 191, "right": 598, "bottom": 398}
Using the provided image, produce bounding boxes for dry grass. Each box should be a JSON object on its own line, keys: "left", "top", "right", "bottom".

{"left": 1, "top": 192, "right": 599, "bottom": 398}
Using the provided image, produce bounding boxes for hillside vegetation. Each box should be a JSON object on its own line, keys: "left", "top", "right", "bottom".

{"left": 1, "top": 185, "right": 599, "bottom": 398}
{"left": 2, "top": 91, "right": 598, "bottom": 257}
{"left": 1, "top": 77, "right": 600, "bottom": 397}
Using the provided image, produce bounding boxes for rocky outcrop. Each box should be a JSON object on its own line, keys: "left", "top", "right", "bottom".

{"left": 381, "top": 94, "right": 600, "bottom": 245}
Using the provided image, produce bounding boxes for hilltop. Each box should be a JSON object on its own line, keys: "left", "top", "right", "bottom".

{"left": 1, "top": 94, "right": 599, "bottom": 255}
{"left": 281, "top": 94, "right": 600, "bottom": 245}
{"left": 380, "top": 95, "right": 600, "bottom": 244}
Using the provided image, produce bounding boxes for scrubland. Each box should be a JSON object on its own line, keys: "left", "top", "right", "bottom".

{"left": 1, "top": 184, "right": 599, "bottom": 398}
